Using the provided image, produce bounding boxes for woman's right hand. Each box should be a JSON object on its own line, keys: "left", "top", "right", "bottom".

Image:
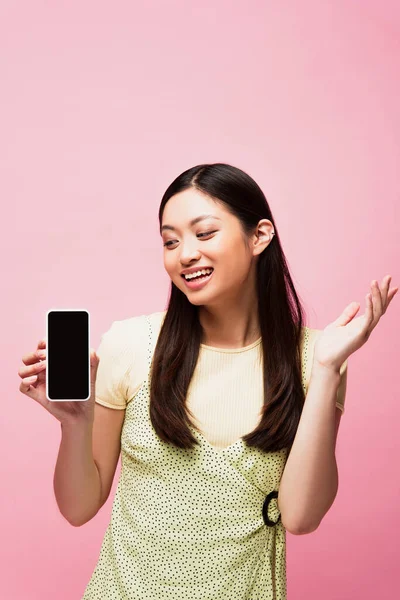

{"left": 18, "top": 339, "right": 100, "bottom": 426}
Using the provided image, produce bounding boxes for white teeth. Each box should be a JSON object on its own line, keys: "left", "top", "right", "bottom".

{"left": 184, "top": 268, "right": 213, "bottom": 280}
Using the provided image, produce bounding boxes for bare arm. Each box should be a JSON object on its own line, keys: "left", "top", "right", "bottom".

{"left": 53, "top": 403, "right": 125, "bottom": 527}
{"left": 53, "top": 420, "right": 102, "bottom": 527}
{"left": 278, "top": 364, "right": 343, "bottom": 535}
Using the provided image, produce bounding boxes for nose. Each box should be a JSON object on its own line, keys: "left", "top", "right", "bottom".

{"left": 179, "top": 238, "right": 202, "bottom": 265}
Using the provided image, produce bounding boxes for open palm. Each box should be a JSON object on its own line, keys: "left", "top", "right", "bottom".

{"left": 313, "top": 275, "right": 398, "bottom": 372}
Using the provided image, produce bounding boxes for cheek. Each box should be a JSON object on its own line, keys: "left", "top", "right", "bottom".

{"left": 222, "top": 244, "right": 249, "bottom": 275}
{"left": 164, "top": 254, "right": 182, "bottom": 281}
{"left": 163, "top": 254, "right": 174, "bottom": 274}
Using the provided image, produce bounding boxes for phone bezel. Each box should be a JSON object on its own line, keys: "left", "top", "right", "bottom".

{"left": 45, "top": 308, "right": 91, "bottom": 402}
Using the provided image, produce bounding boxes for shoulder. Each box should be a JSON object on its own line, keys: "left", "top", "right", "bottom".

{"left": 96, "top": 310, "right": 167, "bottom": 409}
{"left": 148, "top": 310, "right": 167, "bottom": 331}
{"left": 108, "top": 310, "right": 166, "bottom": 342}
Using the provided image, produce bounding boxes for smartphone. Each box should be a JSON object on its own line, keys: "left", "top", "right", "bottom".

{"left": 46, "top": 309, "right": 90, "bottom": 402}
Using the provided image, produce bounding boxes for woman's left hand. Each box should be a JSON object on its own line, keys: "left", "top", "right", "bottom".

{"left": 313, "top": 275, "right": 398, "bottom": 373}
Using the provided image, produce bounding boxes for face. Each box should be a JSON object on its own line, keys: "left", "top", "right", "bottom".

{"left": 160, "top": 188, "right": 272, "bottom": 307}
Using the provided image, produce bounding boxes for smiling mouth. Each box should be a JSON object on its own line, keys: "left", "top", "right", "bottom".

{"left": 180, "top": 269, "right": 214, "bottom": 289}
{"left": 181, "top": 268, "right": 214, "bottom": 281}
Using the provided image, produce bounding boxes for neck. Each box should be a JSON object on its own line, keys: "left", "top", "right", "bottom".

{"left": 198, "top": 298, "right": 260, "bottom": 349}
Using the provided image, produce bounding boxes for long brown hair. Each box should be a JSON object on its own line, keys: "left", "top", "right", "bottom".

{"left": 149, "top": 163, "right": 307, "bottom": 453}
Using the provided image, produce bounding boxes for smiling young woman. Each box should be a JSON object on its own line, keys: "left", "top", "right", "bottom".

{"left": 80, "top": 163, "right": 320, "bottom": 600}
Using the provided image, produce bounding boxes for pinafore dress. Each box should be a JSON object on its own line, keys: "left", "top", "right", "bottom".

{"left": 82, "top": 317, "right": 311, "bottom": 599}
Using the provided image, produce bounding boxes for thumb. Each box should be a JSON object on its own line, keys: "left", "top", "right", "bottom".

{"left": 334, "top": 301, "right": 360, "bottom": 327}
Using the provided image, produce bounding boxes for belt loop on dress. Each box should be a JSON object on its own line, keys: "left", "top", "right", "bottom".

{"left": 262, "top": 490, "right": 281, "bottom": 527}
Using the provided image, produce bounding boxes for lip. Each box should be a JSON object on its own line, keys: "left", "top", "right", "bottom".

{"left": 181, "top": 269, "right": 214, "bottom": 290}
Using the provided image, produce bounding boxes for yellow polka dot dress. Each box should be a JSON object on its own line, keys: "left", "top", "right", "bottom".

{"left": 82, "top": 316, "right": 346, "bottom": 599}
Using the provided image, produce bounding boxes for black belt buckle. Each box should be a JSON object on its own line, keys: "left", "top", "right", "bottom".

{"left": 262, "top": 490, "right": 281, "bottom": 527}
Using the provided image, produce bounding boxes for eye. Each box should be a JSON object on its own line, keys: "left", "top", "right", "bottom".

{"left": 197, "top": 230, "right": 216, "bottom": 238}
{"left": 163, "top": 231, "right": 217, "bottom": 248}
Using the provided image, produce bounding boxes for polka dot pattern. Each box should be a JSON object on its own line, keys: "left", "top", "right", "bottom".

{"left": 82, "top": 321, "right": 312, "bottom": 599}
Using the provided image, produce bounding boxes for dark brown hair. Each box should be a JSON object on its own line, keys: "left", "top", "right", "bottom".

{"left": 149, "top": 163, "right": 307, "bottom": 453}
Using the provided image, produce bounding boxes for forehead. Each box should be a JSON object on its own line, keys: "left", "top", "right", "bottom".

{"left": 162, "top": 189, "right": 226, "bottom": 223}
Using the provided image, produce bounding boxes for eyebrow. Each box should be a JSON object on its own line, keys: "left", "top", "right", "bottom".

{"left": 161, "top": 214, "right": 221, "bottom": 233}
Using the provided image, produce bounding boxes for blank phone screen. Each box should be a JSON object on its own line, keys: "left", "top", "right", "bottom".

{"left": 47, "top": 310, "right": 90, "bottom": 401}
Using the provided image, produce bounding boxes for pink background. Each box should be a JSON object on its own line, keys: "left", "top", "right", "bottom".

{"left": 2, "top": 1, "right": 399, "bottom": 598}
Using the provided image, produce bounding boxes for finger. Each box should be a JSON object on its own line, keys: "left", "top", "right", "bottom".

{"left": 21, "top": 349, "right": 46, "bottom": 366}
{"left": 371, "top": 280, "right": 383, "bottom": 325}
{"left": 18, "top": 360, "right": 46, "bottom": 379}
{"left": 19, "top": 374, "right": 38, "bottom": 394}
{"left": 363, "top": 293, "right": 374, "bottom": 336}
{"left": 380, "top": 275, "right": 391, "bottom": 309}
{"left": 387, "top": 287, "right": 398, "bottom": 308}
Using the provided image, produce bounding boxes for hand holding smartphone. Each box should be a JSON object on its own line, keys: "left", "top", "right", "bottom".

{"left": 18, "top": 309, "right": 100, "bottom": 425}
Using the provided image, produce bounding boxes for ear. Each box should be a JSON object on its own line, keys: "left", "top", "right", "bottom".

{"left": 252, "top": 219, "right": 275, "bottom": 256}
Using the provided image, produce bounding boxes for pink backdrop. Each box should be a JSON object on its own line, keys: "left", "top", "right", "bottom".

{"left": 2, "top": 1, "right": 399, "bottom": 598}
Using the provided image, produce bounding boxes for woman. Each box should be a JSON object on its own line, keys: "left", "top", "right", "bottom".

{"left": 19, "top": 163, "right": 397, "bottom": 599}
